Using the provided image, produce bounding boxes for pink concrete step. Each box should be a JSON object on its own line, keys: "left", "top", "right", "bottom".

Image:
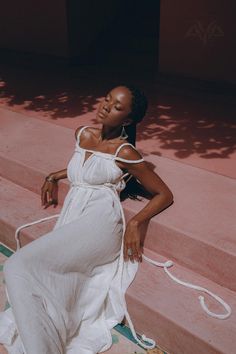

{"left": 0, "top": 180, "right": 235, "bottom": 354}
{"left": 1, "top": 110, "right": 236, "bottom": 291}
{"left": 127, "top": 248, "right": 236, "bottom": 354}
{"left": 0, "top": 177, "right": 62, "bottom": 250}
{"left": 0, "top": 108, "right": 72, "bottom": 202}
{"left": 123, "top": 155, "right": 236, "bottom": 292}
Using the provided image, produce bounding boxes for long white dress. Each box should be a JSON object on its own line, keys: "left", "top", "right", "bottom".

{"left": 0, "top": 125, "right": 148, "bottom": 354}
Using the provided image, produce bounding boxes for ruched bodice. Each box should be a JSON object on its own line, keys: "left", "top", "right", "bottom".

{"left": 67, "top": 143, "right": 124, "bottom": 190}
{"left": 67, "top": 125, "right": 144, "bottom": 191}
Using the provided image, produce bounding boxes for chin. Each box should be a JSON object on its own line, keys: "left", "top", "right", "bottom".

{"left": 96, "top": 115, "right": 103, "bottom": 124}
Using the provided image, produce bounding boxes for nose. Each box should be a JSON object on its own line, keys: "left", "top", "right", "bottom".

{"left": 103, "top": 101, "right": 111, "bottom": 113}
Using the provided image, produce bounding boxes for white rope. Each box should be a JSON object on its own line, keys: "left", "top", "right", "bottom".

{"left": 142, "top": 254, "right": 232, "bottom": 320}
{"left": 124, "top": 309, "right": 156, "bottom": 349}
{"left": 15, "top": 214, "right": 60, "bottom": 251}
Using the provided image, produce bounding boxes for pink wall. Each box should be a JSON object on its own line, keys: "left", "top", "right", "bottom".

{"left": 0, "top": 1, "right": 69, "bottom": 57}
{"left": 0, "top": 0, "right": 118, "bottom": 60}
{"left": 159, "top": 0, "right": 236, "bottom": 83}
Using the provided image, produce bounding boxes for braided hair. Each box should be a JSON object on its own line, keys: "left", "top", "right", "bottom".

{"left": 117, "top": 84, "right": 148, "bottom": 200}
{"left": 123, "top": 84, "right": 148, "bottom": 146}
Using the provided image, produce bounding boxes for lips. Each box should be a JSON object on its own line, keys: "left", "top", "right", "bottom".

{"left": 98, "top": 111, "right": 107, "bottom": 118}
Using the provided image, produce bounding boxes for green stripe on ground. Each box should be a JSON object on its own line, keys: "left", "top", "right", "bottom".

{"left": 114, "top": 323, "right": 165, "bottom": 352}
{"left": 114, "top": 323, "right": 168, "bottom": 353}
{"left": 0, "top": 243, "right": 14, "bottom": 257}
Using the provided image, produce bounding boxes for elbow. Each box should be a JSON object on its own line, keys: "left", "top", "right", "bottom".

{"left": 164, "top": 188, "right": 174, "bottom": 208}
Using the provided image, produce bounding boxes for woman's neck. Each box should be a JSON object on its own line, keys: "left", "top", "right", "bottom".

{"left": 100, "top": 125, "right": 121, "bottom": 142}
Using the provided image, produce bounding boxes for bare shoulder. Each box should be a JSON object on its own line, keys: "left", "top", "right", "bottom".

{"left": 116, "top": 144, "right": 143, "bottom": 161}
{"left": 74, "top": 126, "right": 100, "bottom": 141}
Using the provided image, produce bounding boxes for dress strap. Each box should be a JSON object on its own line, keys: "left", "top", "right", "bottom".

{"left": 114, "top": 143, "right": 144, "bottom": 163}
{"left": 76, "top": 126, "right": 90, "bottom": 141}
{"left": 114, "top": 143, "right": 132, "bottom": 157}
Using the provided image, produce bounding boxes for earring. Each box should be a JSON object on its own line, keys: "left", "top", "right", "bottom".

{"left": 119, "top": 125, "right": 128, "bottom": 140}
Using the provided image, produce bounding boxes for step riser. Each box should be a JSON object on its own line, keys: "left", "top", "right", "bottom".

{"left": 126, "top": 297, "right": 223, "bottom": 354}
{"left": 0, "top": 158, "right": 234, "bottom": 354}
{"left": 0, "top": 222, "right": 15, "bottom": 251}
{"left": 1, "top": 158, "right": 236, "bottom": 291}
{"left": 125, "top": 209, "right": 236, "bottom": 292}
{"left": 0, "top": 218, "right": 58, "bottom": 251}
{"left": 146, "top": 223, "right": 236, "bottom": 292}
{"left": 0, "top": 155, "right": 69, "bottom": 205}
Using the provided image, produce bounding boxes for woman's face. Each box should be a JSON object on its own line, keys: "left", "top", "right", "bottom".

{"left": 96, "top": 86, "right": 133, "bottom": 128}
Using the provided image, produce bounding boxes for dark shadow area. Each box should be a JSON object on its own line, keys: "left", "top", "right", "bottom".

{"left": 0, "top": 61, "right": 104, "bottom": 119}
{"left": 1, "top": 60, "right": 236, "bottom": 160}
{"left": 0, "top": 57, "right": 155, "bottom": 120}
{"left": 0, "top": 0, "right": 160, "bottom": 118}
{"left": 85, "top": 0, "right": 159, "bottom": 73}
{"left": 137, "top": 94, "right": 236, "bottom": 159}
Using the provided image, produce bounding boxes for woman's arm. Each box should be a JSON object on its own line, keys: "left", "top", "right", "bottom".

{"left": 126, "top": 163, "right": 173, "bottom": 226}
{"left": 48, "top": 168, "right": 68, "bottom": 181}
{"left": 118, "top": 147, "right": 173, "bottom": 263}
{"left": 41, "top": 126, "right": 80, "bottom": 209}
{"left": 41, "top": 168, "right": 67, "bottom": 209}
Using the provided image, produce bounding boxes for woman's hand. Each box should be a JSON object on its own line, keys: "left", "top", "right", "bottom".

{"left": 123, "top": 220, "right": 143, "bottom": 263}
{"left": 41, "top": 180, "right": 58, "bottom": 209}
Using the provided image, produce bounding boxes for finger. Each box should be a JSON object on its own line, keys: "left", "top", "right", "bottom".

{"left": 41, "top": 186, "right": 47, "bottom": 206}
{"left": 124, "top": 241, "right": 132, "bottom": 262}
{"left": 51, "top": 187, "right": 58, "bottom": 206}
{"left": 47, "top": 191, "right": 53, "bottom": 204}
{"left": 128, "top": 243, "right": 136, "bottom": 263}
{"left": 42, "top": 189, "right": 48, "bottom": 206}
{"left": 41, "top": 189, "right": 44, "bottom": 205}
{"left": 134, "top": 240, "right": 142, "bottom": 262}
{"left": 124, "top": 242, "right": 129, "bottom": 262}
{"left": 43, "top": 198, "right": 54, "bottom": 209}
{"left": 52, "top": 199, "right": 58, "bottom": 208}
{"left": 43, "top": 202, "right": 50, "bottom": 209}
{"left": 43, "top": 191, "right": 51, "bottom": 208}
{"left": 41, "top": 182, "right": 48, "bottom": 205}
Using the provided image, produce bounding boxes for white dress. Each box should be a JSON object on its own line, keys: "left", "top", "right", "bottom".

{"left": 0, "top": 125, "right": 148, "bottom": 354}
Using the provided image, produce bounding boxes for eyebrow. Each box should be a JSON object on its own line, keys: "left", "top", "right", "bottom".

{"left": 107, "top": 93, "right": 122, "bottom": 105}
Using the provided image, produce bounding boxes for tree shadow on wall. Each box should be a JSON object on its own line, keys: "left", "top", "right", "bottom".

{"left": 0, "top": 63, "right": 114, "bottom": 119}
{"left": 89, "top": 92, "right": 236, "bottom": 160}
{"left": 1, "top": 62, "right": 236, "bottom": 160}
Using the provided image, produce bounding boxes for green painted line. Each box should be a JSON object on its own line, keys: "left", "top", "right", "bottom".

{"left": 114, "top": 323, "right": 159, "bottom": 350}
{"left": 0, "top": 244, "right": 14, "bottom": 257}
{"left": 111, "top": 333, "right": 119, "bottom": 344}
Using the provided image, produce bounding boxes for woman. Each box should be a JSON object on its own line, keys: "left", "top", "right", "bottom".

{"left": 1, "top": 85, "right": 173, "bottom": 354}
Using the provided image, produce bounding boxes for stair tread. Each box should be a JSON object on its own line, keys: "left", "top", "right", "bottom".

{"left": 1, "top": 110, "right": 235, "bottom": 251}
{"left": 0, "top": 179, "right": 235, "bottom": 353}
{"left": 123, "top": 153, "right": 236, "bottom": 254}
{"left": 127, "top": 248, "right": 236, "bottom": 353}
{"left": 1, "top": 178, "right": 235, "bottom": 353}
{"left": 1, "top": 110, "right": 236, "bottom": 290}
{"left": 0, "top": 176, "right": 62, "bottom": 249}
